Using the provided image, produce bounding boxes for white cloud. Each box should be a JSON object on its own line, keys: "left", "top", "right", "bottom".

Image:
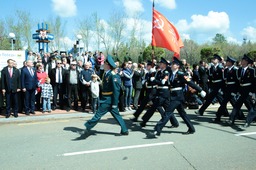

{"left": 122, "top": 0, "right": 144, "bottom": 16}
{"left": 51, "top": 0, "right": 77, "bottom": 17}
{"left": 242, "top": 26, "right": 256, "bottom": 42}
{"left": 124, "top": 17, "right": 152, "bottom": 45}
{"left": 154, "top": 0, "right": 176, "bottom": 9}
{"left": 226, "top": 36, "right": 241, "bottom": 44}
{"left": 176, "top": 11, "right": 230, "bottom": 43}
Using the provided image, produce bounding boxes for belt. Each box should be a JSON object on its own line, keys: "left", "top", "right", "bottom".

{"left": 146, "top": 85, "right": 157, "bottom": 89}
{"left": 157, "top": 86, "right": 169, "bottom": 89}
{"left": 212, "top": 79, "right": 222, "bottom": 83}
{"left": 226, "top": 82, "right": 236, "bottom": 85}
{"left": 102, "top": 92, "right": 113, "bottom": 95}
{"left": 170, "top": 87, "right": 182, "bottom": 91}
{"left": 240, "top": 83, "right": 251, "bottom": 87}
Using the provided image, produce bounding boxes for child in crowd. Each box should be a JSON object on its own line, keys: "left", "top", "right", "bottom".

{"left": 90, "top": 74, "right": 101, "bottom": 114}
{"left": 40, "top": 77, "right": 53, "bottom": 113}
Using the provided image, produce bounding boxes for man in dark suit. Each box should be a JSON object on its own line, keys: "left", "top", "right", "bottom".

{"left": 49, "top": 60, "right": 67, "bottom": 110}
{"left": 1, "top": 59, "right": 21, "bottom": 118}
{"left": 21, "top": 60, "right": 38, "bottom": 115}
{"left": 198, "top": 60, "right": 209, "bottom": 94}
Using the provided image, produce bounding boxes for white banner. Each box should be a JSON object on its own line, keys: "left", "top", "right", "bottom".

{"left": 0, "top": 50, "right": 26, "bottom": 70}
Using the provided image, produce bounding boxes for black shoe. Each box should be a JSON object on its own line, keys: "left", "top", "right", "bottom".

{"left": 52, "top": 107, "right": 56, "bottom": 111}
{"left": 42, "top": 111, "right": 45, "bottom": 113}
{"left": 244, "top": 123, "right": 249, "bottom": 128}
{"left": 130, "top": 117, "right": 138, "bottom": 122}
{"left": 225, "top": 120, "right": 234, "bottom": 126}
{"left": 66, "top": 108, "right": 70, "bottom": 112}
{"left": 5, "top": 114, "right": 10, "bottom": 118}
{"left": 25, "top": 112, "right": 30, "bottom": 116}
{"left": 147, "top": 131, "right": 160, "bottom": 138}
{"left": 14, "top": 113, "right": 18, "bottom": 118}
{"left": 195, "top": 110, "right": 203, "bottom": 116}
{"left": 120, "top": 131, "right": 129, "bottom": 136}
{"left": 30, "top": 111, "right": 35, "bottom": 114}
{"left": 182, "top": 130, "right": 195, "bottom": 135}
{"left": 168, "top": 125, "right": 179, "bottom": 128}
{"left": 140, "top": 122, "right": 146, "bottom": 127}
{"left": 211, "top": 118, "right": 221, "bottom": 123}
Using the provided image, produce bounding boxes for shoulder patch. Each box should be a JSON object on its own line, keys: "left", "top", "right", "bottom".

{"left": 164, "top": 70, "right": 169, "bottom": 74}
{"left": 111, "top": 71, "right": 116, "bottom": 75}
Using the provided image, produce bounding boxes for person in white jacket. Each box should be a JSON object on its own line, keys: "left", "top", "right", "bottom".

{"left": 90, "top": 74, "right": 101, "bottom": 114}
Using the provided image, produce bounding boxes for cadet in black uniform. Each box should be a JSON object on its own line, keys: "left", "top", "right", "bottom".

{"left": 228, "top": 55, "right": 255, "bottom": 127}
{"left": 148, "top": 57, "right": 206, "bottom": 138}
{"left": 131, "top": 61, "right": 157, "bottom": 121}
{"left": 195, "top": 54, "right": 224, "bottom": 116}
{"left": 139, "top": 58, "right": 179, "bottom": 127}
{"left": 214, "top": 56, "right": 239, "bottom": 122}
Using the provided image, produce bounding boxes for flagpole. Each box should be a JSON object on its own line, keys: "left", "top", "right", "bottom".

{"left": 151, "top": 0, "right": 155, "bottom": 67}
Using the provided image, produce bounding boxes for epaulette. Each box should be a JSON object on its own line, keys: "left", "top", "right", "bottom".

{"left": 111, "top": 71, "right": 116, "bottom": 75}
{"left": 219, "top": 65, "right": 224, "bottom": 69}
{"left": 177, "top": 71, "right": 184, "bottom": 75}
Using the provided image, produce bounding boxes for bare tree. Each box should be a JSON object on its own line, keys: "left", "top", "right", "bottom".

{"left": 15, "top": 10, "right": 34, "bottom": 50}
{"left": 48, "top": 16, "right": 66, "bottom": 51}
{"left": 108, "top": 10, "right": 126, "bottom": 55}
{"left": 77, "top": 15, "right": 93, "bottom": 51}
{"left": 92, "top": 12, "right": 101, "bottom": 51}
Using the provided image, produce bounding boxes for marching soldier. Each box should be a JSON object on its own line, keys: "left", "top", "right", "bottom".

{"left": 148, "top": 57, "right": 206, "bottom": 138}
{"left": 214, "top": 56, "right": 239, "bottom": 122}
{"left": 228, "top": 54, "right": 256, "bottom": 127}
{"left": 131, "top": 61, "right": 157, "bottom": 122}
{"left": 83, "top": 55, "right": 128, "bottom": 137}
{"left": 195, "top": 54, "right": 224, "bottom": 116}
{"left": 138, "top": 58, "right": 179, "bottom": 127}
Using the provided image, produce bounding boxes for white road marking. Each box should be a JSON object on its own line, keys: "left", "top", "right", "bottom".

{"left": 235, "top": 132, "right": 256, "bottom": 136}
{"left": 61, "top": 141, "right": 174, "bottom": 156}
{"left": 18, "top": 120, "right": 69, "bottom": 126}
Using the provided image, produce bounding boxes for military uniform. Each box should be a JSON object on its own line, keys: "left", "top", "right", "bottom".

{"left": 149, "top": 57, "right": 205, "bottom": 137}
{"left": 140, "top": 58, "right": 178, "bottom": 127}
{"left": 132, "top": 61, "right": 157, "bottom": 121}
{"left": 84, "top": 55, "right": 128, "bottom": 135}
{"left": 229, "top": 55, "right": 256, "bottom": 126}
{"left": 196, "top": 54, "right": 224, "bottom": 116}
{"left": 215, "top": 57, "right": 239, "bottom": 121}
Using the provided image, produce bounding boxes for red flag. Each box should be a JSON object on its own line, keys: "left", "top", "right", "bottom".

{"left": 152, "top": 9, "right": 184, "bottom": 58}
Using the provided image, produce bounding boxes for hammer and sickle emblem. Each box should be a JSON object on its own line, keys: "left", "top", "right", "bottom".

{"left": 153, "top": 15, "right": 164, "bottom": 31}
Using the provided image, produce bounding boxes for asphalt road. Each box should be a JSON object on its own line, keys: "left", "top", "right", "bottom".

{"left": 1, "top": 107, "right": 256, "bottom": 170}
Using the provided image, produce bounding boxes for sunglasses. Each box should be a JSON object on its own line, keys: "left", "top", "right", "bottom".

{"left": 57, "top": 63, "right": 62, "bottom": 64}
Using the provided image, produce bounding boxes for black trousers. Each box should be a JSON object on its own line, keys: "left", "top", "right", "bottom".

{"left": 133, "top": 88, "right": 157, "bottom": 118}
{"left": 154, "top": 100, "right": 195, "bottom": 135}
{"left": 230, "top": 92, "right": 253, "bottom": 123}
{"left": 198, "top": 83, "right": 223, "bottom": 115}
{"left": 53, "top": 83, "right": 65, "bottom": 109}
{"left": 67, "top": 84, "right": 78, "bottom": 109}
{"left": 141, "top": 96, "right": 179, "bottom": 126}
{"left": 6, "top": 92, "right": 18, "bottom": 116}
{"left": 81, "top": 86, "right": 91, "bottom": 110}
{"left": 216, "top": 90, "right": 236, "bottom": 120}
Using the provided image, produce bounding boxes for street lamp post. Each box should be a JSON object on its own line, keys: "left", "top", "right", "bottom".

{"left": 9, "top": 33, "right": 15, "bottom": 51}
{"left": 76, "top": 34, "right": 82, "bottom": 56}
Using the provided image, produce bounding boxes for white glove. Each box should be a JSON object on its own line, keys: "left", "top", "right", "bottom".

{"left": 249, "top": 92, "right": 256, "bottom": 100}
{"left": 161, "top": 79, "right": 166, "bottom": 84}
{"left": 112, "top": 105, "right": 117, "bottom": 109}
{"left": 82, "top": 79, "right": 87, "bottom": 85}
{"left": 200, "top": 90, "right": 206, "bottom": 98}
{"left": 150, "top": 77, "right": 155, "bottom": 81}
